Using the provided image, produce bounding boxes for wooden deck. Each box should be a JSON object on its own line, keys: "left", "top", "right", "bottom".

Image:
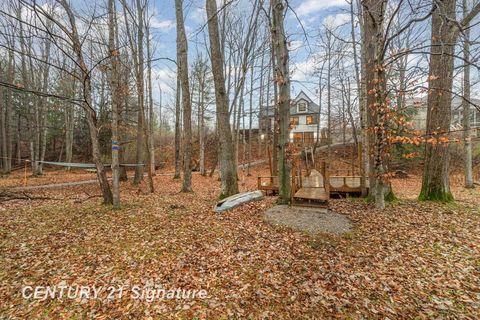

{"left": 302, "top": 170, "right": 323, "bottom": 187}
{"left": 294, "top": 187, "right": 328, "bottom": 200}
{"left": 257, "top": 176, "right": 279, "bottom": 195}
{"left": 259, "top": 168, "right": 370, "bottom": 206}
{"left": 330, "top": 176, "right": 369, "bottom": 193}
{"left": 293, "top": 170, "right": 329, "bottom": 206}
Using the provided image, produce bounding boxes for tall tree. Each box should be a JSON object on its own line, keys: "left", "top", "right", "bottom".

{"left": 174, "top": 75, "right": 181, "bottom": 180}
{"left": 462, "top": 0, "right": 474, "bottom": 189}
{"left": 175, "top": 0, "right": 192, "bottom": 192}
{"left": 206, "top": 0, "right": 239, "bottom": 198}
{"left": 271, "top": 0, "right": 291, "bottom": 204}
{"left": 362, "top": 0, "right": 388, "bottom": 209}
{"left": 420, "top": 0, "right": 480, "bottom": 201}
{"left": 59, "top": 0, "right": 113, "bottom": 204}
{"left": 350, "top": 0, "right": 368, "bottom": 196}
{"left": 0, "top": 43, "right": 14, "bottom": 174}
{"left": 108, "top": 0, "right": 121, "bottom": 208}
{"left": 145, "top": 14, "right": 156, "bottom": 177}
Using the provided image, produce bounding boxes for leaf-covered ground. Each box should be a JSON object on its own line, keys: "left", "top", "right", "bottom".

{"left": 1, "top": 167, "right": 479, "bottom": 319}
{"left": 0, "top": 168, "right": 98, "bottom": 189}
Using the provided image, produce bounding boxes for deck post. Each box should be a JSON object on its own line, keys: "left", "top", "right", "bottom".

{"left": 324, "top": 161, "right": 330, "bottom": 198}
{"left": 291, "top": 164, "right": 296, "bottom": 204}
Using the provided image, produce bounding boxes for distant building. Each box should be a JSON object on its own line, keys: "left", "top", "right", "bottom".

{"left": 407, "top": 96, "right": 480, "bottom": 133}
{"left": 263, "top": 91, "right": 320, "bottom": 146}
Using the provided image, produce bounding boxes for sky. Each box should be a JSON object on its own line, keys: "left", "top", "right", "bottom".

{"left": 148, "top": 0, "right": 350, "bottom": 108}
{"left": 46, "top": 0, "right": 478, "bottom": 129}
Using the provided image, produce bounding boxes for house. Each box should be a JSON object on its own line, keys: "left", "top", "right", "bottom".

{"left": 407, "top": 96, "right": 480, "bottom": 134}
{"left": 263, "top": 91, "right": 320, "bottom": 146}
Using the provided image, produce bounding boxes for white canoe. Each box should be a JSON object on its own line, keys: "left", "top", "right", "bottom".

{"left": 214, "top": 190, "right": 264, "bottom": 213}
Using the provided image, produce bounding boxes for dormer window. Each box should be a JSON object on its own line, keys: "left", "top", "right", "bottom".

{"left": 297, "top": 102, "right": 307, "bottom": 112}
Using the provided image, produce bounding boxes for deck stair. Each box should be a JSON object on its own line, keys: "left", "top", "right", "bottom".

{"left": 291, "top": 162, "right": 330, "bottom": 207}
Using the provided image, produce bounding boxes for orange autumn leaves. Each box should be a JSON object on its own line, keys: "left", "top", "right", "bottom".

{"left": 389, "top": 133, "right": 459, "bottom": 147}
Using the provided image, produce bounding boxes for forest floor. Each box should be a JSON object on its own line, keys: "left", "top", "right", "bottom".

{"left": 1, "top": 166, "right": 480, "bottom": 319}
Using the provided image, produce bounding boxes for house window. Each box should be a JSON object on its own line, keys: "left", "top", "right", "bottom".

{"left": 304, "top": 132, "right": 314, "bottom": 145}
{"left": 306, "top": 115, "right": 317, "bottom": 125}
{"left": 290, "top": 117, "right": 299, "bottom": 125}
{"left": 293, "top": 133, "right": 303, "bottom": 144}
{"left": 298, "top": 102, "right": 307, "bottom": 112}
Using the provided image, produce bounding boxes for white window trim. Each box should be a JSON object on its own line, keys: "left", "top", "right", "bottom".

{"left": 297, "top": 101, "right": 308, "bottom": 113}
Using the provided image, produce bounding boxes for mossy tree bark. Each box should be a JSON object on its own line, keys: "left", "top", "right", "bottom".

{"left": 420, "top": 0, "right": 457, "bottom": 202}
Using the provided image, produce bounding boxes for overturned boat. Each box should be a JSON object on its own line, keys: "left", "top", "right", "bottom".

{"left": 214, "top": 190, "right": 264, "bottom": 213}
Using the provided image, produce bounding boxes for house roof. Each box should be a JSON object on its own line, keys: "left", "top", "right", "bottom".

{"left": 265, "top": 90, "right": 320, "bottom": 117}
{"left": 406, "top": 96, "right": 480, "bottom": 111}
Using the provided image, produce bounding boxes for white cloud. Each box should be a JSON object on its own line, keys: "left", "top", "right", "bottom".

{"left": 295, "top": 0, "right": 346, "bottom": 17}
{"left": 291, "top": 57, "right": 317, "bottom": 83}
{"left": 190, "top": 7, "right": 207, "bottom": 24}
{"left": 150, "top": 17, "right": 175, "bottom": 31}
{"left": 152, "top": 67, "right": 176, "bottom": 97}
{"left": 323, "top": 13, "right": 350, "bottom": 28}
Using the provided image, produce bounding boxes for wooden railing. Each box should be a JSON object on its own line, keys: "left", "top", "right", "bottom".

{"left": 320, "top": 161, "right": 330, "bottom": 195}
{"left": 257, "top": 176, "right": 279, "bottom": 192}
{"left": 291, "top": 164, "right": 303, "bottom": 203}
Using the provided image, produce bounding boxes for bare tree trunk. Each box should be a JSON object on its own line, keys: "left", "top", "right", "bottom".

{"left": 0, "top": 72, "right": 6, "bottom": 173}
{"left": 206, "top": 0, "right": 239, "bottom": 198}
{"left": 37, "top": 33, "right": 52, "bottom": 175}
{"left": 326, "top": 33, "right": 332, "bottom": 161}
{"left": 199, "top": 93, "right": 206, "bottom": 176}
{"left": 271, "top": 40, "right": 279, "bottom": 176}
{"left": 241, "top": 91, "right": 247, "bottom": 181}
{"left": 17, "top": 10, "right": 37, "bottom": 175}
{"left": 65, "top": 79, "right": 75, "bottom": 170}
{"left": 146, "top": 22, "right": 156, "bottom": 176}
{"left": 420, "top": 0, "right": 457, "bottom": 202}
{"left": 5, "top": 47, "right": 14, "bottom": 173}
{"left": 133, "top": 105, "right": 144, "bottom": 183}
{"left": 0, "top": 58, "right": 14, "bottom": 167}
{"left": 128, "top": 0, "right": 154, "bottom": 192}
{"left": 258, "top": 48, "right": 265, "bottom": 157}
{"left": 109, "top": 0, "right": 121, "bottom": 208}
{"left": 175, "top": 0, "right": 192, "bottom": 192}
{"left": 116, "top": 11, "right": 128, "bottom": 182}
{"left": 60, "top": 0, "right": 113, "bottom": 204}
{"left": 174, "top": 75, "right": 181, "bottom": 180}
{"left": 198, "top": 64, "right": 206, "bottom": 176}
{"left": 462, "top": 0, "right": 473, "bottom": 189}
{"left": 247, "top": 66, "right": 253, "bottom": 176}
{"left": 351, "top": 0, "right": 367, "bottom": 195}
{"left": 314, "top": 59, "right": 325, "bottom": 154}
{"left": 271, "top": 0, "right": 291, "bottom": 204}
{"left": 132, "top": 2, "right": 145, "bottom": 185}
{"left": 234, "top": 82, "right": 245, "bottom": 169}
{"left": 421, "top": 0, "right": 480, "bottom": 199}
{"left": 265, "top": 64, "right": 271, "bottom": 160}
{"left": 363, "top": 0, "right": 388, "bottom": 209}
